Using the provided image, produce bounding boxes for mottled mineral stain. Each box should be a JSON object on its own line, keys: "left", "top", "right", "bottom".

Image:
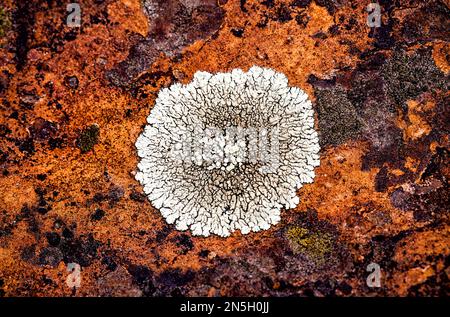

{"left": 396, "top": 100, "right": 433, "bottom": 141}
{"left": 107, "top": 0, "right": 225, "bottom": 87}
{"left": 432, "top": 42, "right": 450, "bottom": 74}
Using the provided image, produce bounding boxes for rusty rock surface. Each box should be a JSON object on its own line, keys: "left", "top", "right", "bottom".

{"left": 0, "top": 0, "right": 449, "bottom": 296}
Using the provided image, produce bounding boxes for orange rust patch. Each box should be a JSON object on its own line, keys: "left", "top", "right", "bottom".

{"left": 177, "top": 1, "right": 373, "bottom": 97}
{"left": 432, "top": 41, "right": 450, "bottom": 74}
{"left": 297, "top": 142, "right": 415, "bottom": 244}
{"left": 396, "top": 100, "right": 433, "bottom": 141}
{"left": 107, "top": 0, "right": 149, "bottom": 37}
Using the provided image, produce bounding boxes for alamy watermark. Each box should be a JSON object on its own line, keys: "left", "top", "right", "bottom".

{"left": 366, "top": 262, "right": 382, "bottom": 288}
{"left": 66, "top": 3, "right": 81, "bottom": 28}
{"left": 168, "top": 125, "right": 280, "bottom": 174}
{"left": 367, "top": 3, "right": 381, "bottom": 28}
{"left": 66, "top": 262, "right": 81, "bottom": 289}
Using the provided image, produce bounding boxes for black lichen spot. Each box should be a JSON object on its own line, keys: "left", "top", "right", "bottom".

{"left": 0, "top": 150, "right": 8, "bottom": 164}
{"left": 36, "top": 205, "right": 49, "bottom": 215}
{"left": 337, "top": 281, "right": 352, "bottom": 295}
{"left": 230, "top": 28, "right": 244, "bottom": 37}
{"left": 290, "top": 0, "right": 311, "bottom": 8}
{"left": 374, "top": 166, "right": 389, "bottom": 192}
{"left": 59, "top": 233, "right": 100, "bottom": 267}
{"left": 198, "top": 249, "right": 210, "bottom": 258}
{"left": 420, "top": 147, "right": 449, "bottom": 181}
{"left": 20, "top": 244, "right": 36, "bottom": 262}
{"left": 48, "top": 137, "right": 64, "bottom": 150}
{"left": 93, "top": 192, "right": 105, "bottom": 203}
{"left": 42, "top": 275, "right": 54, "bottom": 286}
{"left": 46, "top": 232, "right": 61, "bottom": 247}
{"left": 62, "top": 228, "right": 74, "bottom": 239}
{"left": 91, "top": 208, "right": 105, "bottom": 221}
{"left": 239, "top": 0, "right": 247, "bottom": 12}
{"left": 34, "top": 186, "right": 46, "bottom": 197}
{"left": 129, "top": 190, "right": 146, "bottom": 203}
{"left": 276, "top": 4, "right": 292, "bottom": 23}
{"left": 312, "top": 31, "right": 327, "bottom": 40}
{"left": 13, "top": 2, "right": 31, "bottom": 70}
{"left": 36, "top": 173, "right": 47, "bottom": 181}
{"left": 261, "top": 0, "right": 274, "bottom": 7}
{"left": 38, "top": 247, "right": 63, "bottom": 267}
{"left": 36, "top": 192, "right": 51, "bottom": 215}
{"left": 20, "top": 205, "right": 40, "bottom": 234}
{"left": 344, "top": 16, "right": 357, "bottom": 31}
{"left": 156, "top": 268, "right": 195, "bottom": 288}
{"left": 77, "top": 124, "right": 99, "bottom": 153}
{"left": 0, "top": 211, "right": 15, "bottom": 237}
{"left": 314, "top": 0, "right": 340, "bottom": 15}
{"left": 101, "top": 255, "right": 117, "bottom": 271}
{"left": 155, "top": 225, "right": 172, "bottom": 243}
{"left": 313, "top": 279, "right": 336, "bottom": 296}
{"left": 127, "top": 264, "right": 155, "bottom": 296}
{"left": 0, "top": 77, "right": 9, "bottom": 95}
{"left": 53, "top": 219, "right": 65, "bottom": 230}
{"left": 172, "top": 234, "right": 194, "bottom": 255}
{"left": 365, "top": 232, "right": 410, "bottom": 271}
{"left": 328, "top": 24, "right": 339, "bottom": 35}
{"left": 30, "top": 118, "right": 57, "bottom": 141}
{"left": 432, "top": 95, "right": 450, "bottom": 136}
{"left": 18, "top": 138, "right": 35, "bottom": 154}
{"left": 0, "top": 124, "right": 11, "bottom": 137}
{"left": 257, "top": 14, "right": 269, "bottom": 28}
{"left": 105, "top": 186, "right": 124, "bottom": 207}
{"left": 65, "top": 76, "right": 79, "bottom": 90}
{"left": 9, "top": 110, "right": 18, "bottom": 119}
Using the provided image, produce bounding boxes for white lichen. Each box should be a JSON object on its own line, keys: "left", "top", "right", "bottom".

{"left": 135, "top": 66, "right": 320, "bottom": 237}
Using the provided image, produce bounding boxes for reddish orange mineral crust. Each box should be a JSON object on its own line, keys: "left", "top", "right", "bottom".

{"left": 0, "top": 0, "right": 448, "bottom": 296}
